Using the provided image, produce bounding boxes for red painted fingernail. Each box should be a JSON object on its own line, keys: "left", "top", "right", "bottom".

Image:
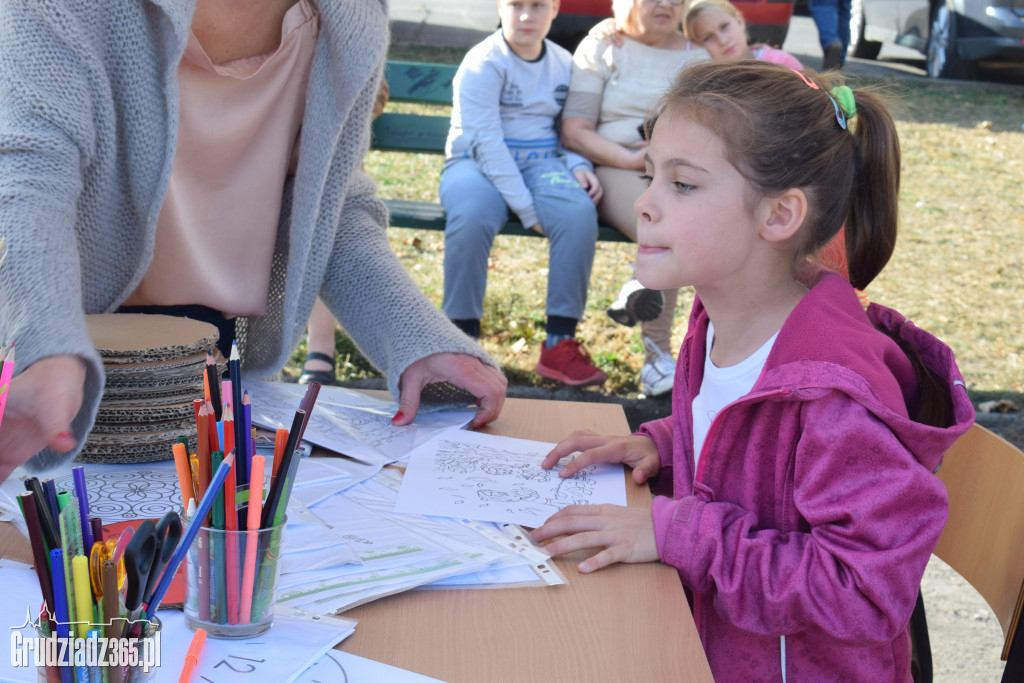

{"left": 57, "top": 431, "right": 74, "bottom": 440}
{"left": 391, "top": 411, "right": 404, "bottom": 424}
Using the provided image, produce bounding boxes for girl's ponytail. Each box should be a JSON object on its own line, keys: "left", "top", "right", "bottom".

{"left": 843, "top": 89, "right": 901, "bottom": 291}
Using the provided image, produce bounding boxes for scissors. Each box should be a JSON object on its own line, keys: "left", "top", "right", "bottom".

{"left": 122, "top": 511, "right": 182, "bottom": 624}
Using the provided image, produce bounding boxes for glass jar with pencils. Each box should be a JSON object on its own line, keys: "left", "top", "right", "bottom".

{"left": 182, "top": 451, "right": 287, "bottom": 639}
{"left": 183, "top": 515, "right": 287, "bottom": 639}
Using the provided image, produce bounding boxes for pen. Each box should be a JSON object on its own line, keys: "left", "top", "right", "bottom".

{"left": 49, "top": 549, "right": 73, "bottom": 683}
{"left": 239, "top": 455, "right": 265, "bottom": 624}
{"left": 26, "top": 478, "right": 60, "bottom": 551}
{"left": 179, "top": 627, "right": 207, "bottom": 683}
{"left": 71, "top": 555, "right": 92, "bottom": 639}
{"left": 72, "top": 467, "right": 94, "bottom": 554}
{"left": 146, "top": 451, "right": 235, "bottom": 617}
{"left": 42, "top": 479, "right": 60, "bottom": 522}
{"left": 101, "top": 558, "right": 124, "bottom": 683}
{"left": 18, "top": 491, "right": 56, "bottom": 629}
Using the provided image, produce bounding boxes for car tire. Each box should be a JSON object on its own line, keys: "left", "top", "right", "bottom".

{"left": 849, "top": 0, "right": 882, "bottom": 60}
{"left": 926, "top": 1, "right": 975, "bottom": 79}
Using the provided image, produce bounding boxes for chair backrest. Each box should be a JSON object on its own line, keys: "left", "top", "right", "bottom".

{"left": 933, "top": 423, "right": 1024, "bottom": 660}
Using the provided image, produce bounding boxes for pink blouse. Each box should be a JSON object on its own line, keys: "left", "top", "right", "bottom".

{"left": 125, "top": 0, "right": 320, "bottom": 317}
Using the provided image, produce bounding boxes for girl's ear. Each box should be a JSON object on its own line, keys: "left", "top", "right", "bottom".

{"left": 757, "top": 188, "right": 807, "bottom": 243}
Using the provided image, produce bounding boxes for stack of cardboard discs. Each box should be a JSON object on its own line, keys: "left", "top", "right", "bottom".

{"left": 78, "top": 313, "right": 220, "bottom": 464}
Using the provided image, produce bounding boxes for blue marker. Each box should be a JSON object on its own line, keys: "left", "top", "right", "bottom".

{"left": 72, "top": 467, "right": 94, "bottom": 554}
{"left": 49, "top": 549, "right": 73, "bottom": 683}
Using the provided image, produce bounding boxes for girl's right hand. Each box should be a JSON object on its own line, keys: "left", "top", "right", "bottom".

{"left": 0, "top": 355, "right": 85, "bottom": 484}
{"left": 540, "top": 430, "right": 661, "bottom": 484}
{"left": 589, "top": 17, "right": 626, "bottom": 47}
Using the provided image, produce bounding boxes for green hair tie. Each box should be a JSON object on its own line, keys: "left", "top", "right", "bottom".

{"left": 830, "top": 86, "right": 856, "bottom": 119}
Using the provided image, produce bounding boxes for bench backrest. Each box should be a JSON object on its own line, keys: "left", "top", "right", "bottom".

{"left": 372, "top": 61, "right": 457, "bottom": 154}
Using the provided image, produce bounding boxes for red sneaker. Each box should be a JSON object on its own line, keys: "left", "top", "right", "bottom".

{"left": 535, "top": 339, "right": 608, "bottom": 387}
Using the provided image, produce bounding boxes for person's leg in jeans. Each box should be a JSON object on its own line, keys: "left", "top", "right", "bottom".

{"left": 809, "top": 0, "right": 846, "bottom": 68}
{"left": 524, "top": 160, "right": 606, "bottom": 386}
{"left": 837, "top": 0, "right": 852, "bottom": 62}
{"left": 440, "top": 159, "right": 508, "bottom": 338}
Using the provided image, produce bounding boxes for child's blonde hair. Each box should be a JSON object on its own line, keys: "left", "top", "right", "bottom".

{"left": 682, "top": 0, "right": 745, "bottom": 42}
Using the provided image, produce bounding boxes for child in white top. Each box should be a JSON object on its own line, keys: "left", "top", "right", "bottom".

{"left": 683, "top": 0, "right": 803, "bottom": 68}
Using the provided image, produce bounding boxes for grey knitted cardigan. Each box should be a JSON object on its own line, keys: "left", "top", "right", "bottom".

{"left": 0, "top": 0, "right": 496, "bottom": 468}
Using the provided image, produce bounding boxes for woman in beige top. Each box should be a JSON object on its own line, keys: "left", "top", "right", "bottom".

{"left": 562, "top": 0, "right": 707, "bottom": 397}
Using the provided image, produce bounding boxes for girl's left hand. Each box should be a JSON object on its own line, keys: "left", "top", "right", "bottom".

{"left": 530, "top": 503, "right": 658, "bottom": 573}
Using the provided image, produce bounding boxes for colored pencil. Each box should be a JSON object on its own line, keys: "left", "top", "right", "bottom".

{"left": 229, "top": 342, "right": 246, "bottom": 484}
{"left": 146, "top": 452, "right": 235, "bottom": 617}
{"left": 239, "top": 455, "right": 265, "bottom": 625}
{"left": 224, "top": 454, "right": 239, "bottom": 625}
{"left": 0, "top": 343, "right": 14, "bottom": 431}
{"left": 206, "top": 351, "right": 222, "bottom": 421}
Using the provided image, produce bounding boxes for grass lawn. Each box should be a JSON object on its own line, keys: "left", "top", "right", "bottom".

{"left": 288, "top": 46, "right": 1024, "bottom": 407}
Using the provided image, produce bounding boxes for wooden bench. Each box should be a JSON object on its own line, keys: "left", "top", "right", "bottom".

{"left": 372, "top": 60, "right": 632, "bottom": 243}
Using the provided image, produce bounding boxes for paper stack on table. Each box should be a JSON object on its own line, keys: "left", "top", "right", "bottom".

{"left": 78, "top": 314, "right": 220, "bottom": 463}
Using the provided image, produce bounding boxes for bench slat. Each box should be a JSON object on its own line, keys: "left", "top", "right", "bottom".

{"left": 384, "top": 199, "right": 633, "bottom": 243}
{"left": 372, "top": 112, "right": 449, "bottom": 153}
{"left": 383, "top": 61, "right": 457, "bottom": 104}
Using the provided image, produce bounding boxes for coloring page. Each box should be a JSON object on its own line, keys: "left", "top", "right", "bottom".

{"left": 395, "top": 429, "right": 626, "bottom": 527}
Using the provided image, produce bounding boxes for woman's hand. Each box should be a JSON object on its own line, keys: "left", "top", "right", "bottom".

{"left": 0, "top": 355, "right": 85, "bottom": 484}
{"left": 589, "top": 17, "right": 626, "bottom": 47}
{"left": 573, "top": 168, "right": 604, "bottom": 205}
{"left": 393, "top": 353, "right": 507, "bottom": 429}
{"left": 530, "top": 502, "right": 658, "bottom": 573}
{"left": 541, "top": 430, "right": 661, "bottom": 484}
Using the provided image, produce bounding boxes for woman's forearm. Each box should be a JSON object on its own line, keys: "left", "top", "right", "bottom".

{"left": 561, "top": 118, "right": 644, "bottom": 170}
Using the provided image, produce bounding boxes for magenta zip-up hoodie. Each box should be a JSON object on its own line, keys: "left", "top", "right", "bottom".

{"left": 641, "top": 266, "right": 975, "bottom": 682}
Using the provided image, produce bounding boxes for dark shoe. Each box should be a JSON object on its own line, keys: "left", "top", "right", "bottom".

{"left": 299, "top": 351, "right": 336, "bottom": 385}
{"left": 607, "top": 278, "right": 664, "bottom": 327}
{"left": 823, "top": 41, "right": 844, "bottom": 70}
{"left": 535, "top": 339, "right": 608, "bottom": 387}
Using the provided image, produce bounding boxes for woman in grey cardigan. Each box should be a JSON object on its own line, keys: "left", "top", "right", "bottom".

{"left": 0, "top": 0, "right": 506, "bottom": 482}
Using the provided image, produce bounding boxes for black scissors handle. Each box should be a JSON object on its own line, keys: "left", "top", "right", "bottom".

{"left": 143, "top": 511, "right": 182, "bottom": 607}
{"left": 123, "top": 520, "right": 158, "bottom": 612}
{"left": 123, "top": 511, "right": 183, "bottom": 612}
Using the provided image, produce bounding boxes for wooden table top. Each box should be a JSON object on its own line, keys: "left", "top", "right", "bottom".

{"left": 1, "top": 395, "right": 713, "bottom": 683}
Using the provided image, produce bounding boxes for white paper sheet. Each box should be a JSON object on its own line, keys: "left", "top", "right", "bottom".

{"left": 294, "top": 650, "right": 445, "bottom": 682}
{"left": 394, "top": 429, "right": 627, "bottom": 528}
{"left": 247, "top": 381, "right": 474, "bottom": 466}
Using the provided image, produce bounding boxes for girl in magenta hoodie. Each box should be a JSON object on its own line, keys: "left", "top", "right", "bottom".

{"left": 531, "top": 61, "right": 975, "bottom": 682}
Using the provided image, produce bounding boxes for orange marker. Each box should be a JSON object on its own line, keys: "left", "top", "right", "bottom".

{"left": 178, "top": 627, "right": 207, "bottom": 683}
